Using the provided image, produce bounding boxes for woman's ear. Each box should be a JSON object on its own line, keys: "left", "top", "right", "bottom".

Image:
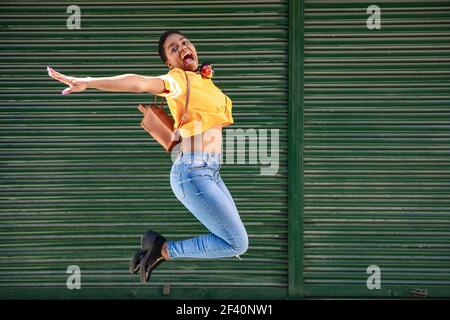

{"left": 166, "top": 61, "right": 172, "bottom": 69}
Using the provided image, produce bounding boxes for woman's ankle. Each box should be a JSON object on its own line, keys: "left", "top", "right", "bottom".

{"left": 161, "top": 242, "right": 171, "bottom": 260}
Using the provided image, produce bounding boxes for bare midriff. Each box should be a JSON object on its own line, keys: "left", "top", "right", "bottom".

{"left": 181, "top": 123, "right": 223, "bottom": 154}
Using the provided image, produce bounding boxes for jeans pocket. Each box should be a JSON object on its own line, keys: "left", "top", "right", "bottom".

{"left": 187, "top": 160, "right": 208, "bottom": 172}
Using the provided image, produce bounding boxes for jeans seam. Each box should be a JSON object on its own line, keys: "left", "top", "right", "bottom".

{"left": 171, "top": 162, "right": 182, "bottom": 198}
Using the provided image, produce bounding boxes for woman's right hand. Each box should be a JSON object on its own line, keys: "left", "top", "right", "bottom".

{"left": 47, "top": 66, "right": 90, "bottom": 95}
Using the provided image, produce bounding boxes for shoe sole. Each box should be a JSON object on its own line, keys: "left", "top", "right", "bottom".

{"left": 139, "top": 249, "right": 153, "bottom": 283}
{"left": 129, "top": 249, "right": 145, "bottom": 274}
{"left": 139, "top": 236, "right": 167, "bottom": 283}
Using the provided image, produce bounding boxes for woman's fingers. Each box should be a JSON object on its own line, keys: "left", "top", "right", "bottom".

{"left": 47, "top": 66, "right": 73, "bottom": 86}
{"left": 49, "top": 71, "right": 73, "bottom": 86}
{"left": 47, "top": 67, "right": 74, "bottom": 95}
{"left": 61, "top": 87, "right": 72, "bottom": 95}
{"left": 47, "top": 66, "right": 88, "bottom": 95}
{"left": 49, "top": 72, "right": 72, "bottom": 86}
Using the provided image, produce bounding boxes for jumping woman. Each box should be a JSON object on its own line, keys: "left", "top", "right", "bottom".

{"left": 47, "top": 30, "right": 249, "bottom": 283}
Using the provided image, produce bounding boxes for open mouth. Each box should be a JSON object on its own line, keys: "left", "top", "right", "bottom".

{"left": 181, "top": 51, "right": 195, "bottom": 66}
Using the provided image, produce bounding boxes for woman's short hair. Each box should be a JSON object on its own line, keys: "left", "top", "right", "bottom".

{"left": 158, "top": 30, "right": 185, "bottom": 64}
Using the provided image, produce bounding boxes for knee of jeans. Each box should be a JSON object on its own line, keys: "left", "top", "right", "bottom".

{"left": 231, "top": 231, "right": 249, "bottom": 256}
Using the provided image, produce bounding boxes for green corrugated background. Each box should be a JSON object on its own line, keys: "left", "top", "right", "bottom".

{"left": 0, "top": 0, "right": 289, "bottom": 299}
{"left": 3, "top": 0, "right": 450, "bottom": 301}
{"left": 302, "top": 0, "right": 450, "bottom": 298}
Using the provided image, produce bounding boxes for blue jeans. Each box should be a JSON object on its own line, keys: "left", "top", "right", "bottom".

{"left": 167, "top": 151, "right": 249, "bottom": 259}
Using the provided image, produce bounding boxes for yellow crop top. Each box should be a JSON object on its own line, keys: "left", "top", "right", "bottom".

{"left": 155, "top": 67, "right": 234, "bottom": 138}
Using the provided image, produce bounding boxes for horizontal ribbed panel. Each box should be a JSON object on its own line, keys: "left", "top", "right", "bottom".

{"left": 303, "top": 0, "right": 450, "bottom": 298}
{"left": 0, "top": 0, "right": 288, "bottom": 299}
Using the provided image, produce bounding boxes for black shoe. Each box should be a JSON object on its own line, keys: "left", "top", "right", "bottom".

{"left": 139, "top": 232, "right": 167, "bottom": 283}
{"left": 141, "top": 230, "right": 161, "bottom": 250}
{"left": 129, "top": 230, "right": 166, "bottom": 281}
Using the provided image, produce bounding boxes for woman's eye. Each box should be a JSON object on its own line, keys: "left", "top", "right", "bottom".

{"left": 171, "top": 47, "right": 177, "bottom": 53}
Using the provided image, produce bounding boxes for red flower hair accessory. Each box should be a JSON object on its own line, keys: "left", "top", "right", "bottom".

{"left": 199, "top": 62, "right": 214, "bottom": 79}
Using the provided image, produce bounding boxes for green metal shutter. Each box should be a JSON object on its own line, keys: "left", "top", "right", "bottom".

{"left": 303, "top": 1, "right": 450, "bottom": 297}
{"left": 0, "top": 0, "right": 289, "bottom": 299}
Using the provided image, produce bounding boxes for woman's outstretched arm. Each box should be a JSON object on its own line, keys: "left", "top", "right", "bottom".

{"left": 47, "top": 66, "right": 165, "bottom": 95}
